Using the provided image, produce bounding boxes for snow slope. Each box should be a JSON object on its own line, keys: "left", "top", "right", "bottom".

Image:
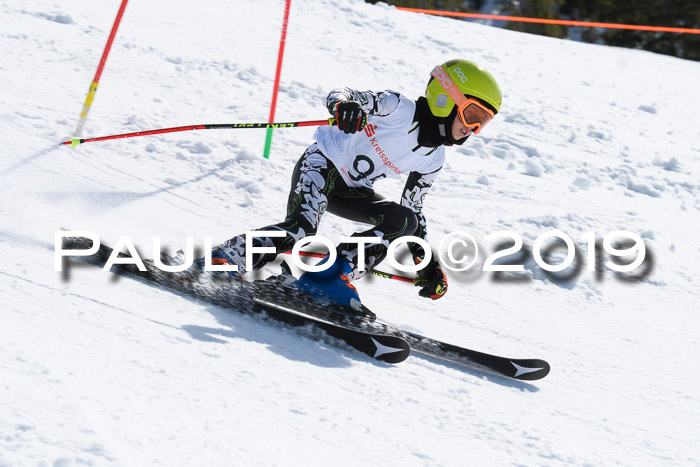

{"left": 1, "top": 0, "right": 700, "bottom": 465}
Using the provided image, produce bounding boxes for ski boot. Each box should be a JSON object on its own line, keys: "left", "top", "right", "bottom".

{"left": 192, "top": 247, "right": 244, "bottom": 283}
{"left": 295, "top": 255, "right": 375, "bottom": 322}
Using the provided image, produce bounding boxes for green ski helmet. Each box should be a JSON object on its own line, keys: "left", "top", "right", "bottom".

{"left": 426, "top": 59, "right": 502, "bottom": 118}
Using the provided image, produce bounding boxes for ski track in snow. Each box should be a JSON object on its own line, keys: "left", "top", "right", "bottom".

{"left": 1, "top": 0, "right": 700, "bottom": 465}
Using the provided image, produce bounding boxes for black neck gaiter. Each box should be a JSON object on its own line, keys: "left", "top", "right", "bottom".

{"left": 414, "top": 97, "right": 469, "bottom": 147}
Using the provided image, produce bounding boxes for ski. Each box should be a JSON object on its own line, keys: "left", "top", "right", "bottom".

{"left": 251, "top": 298, "right": 409, "bottom": 363}
{"left": 61, "top": 236, "right": 409, "bottom": 364}
{"left": 61, "top": 235, "right": 549, "bottom": 379}
{"left": 246, "top": 272, "right": 550, "bottom": 380}
{"left": 249, "top": 274, "right": 550, "bottom": 380}
{"left": 376, "top": 327, "right": 550, "bottom": 381}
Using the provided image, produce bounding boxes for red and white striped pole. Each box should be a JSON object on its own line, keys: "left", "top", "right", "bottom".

{"left": 74, "top": 0, "right": 129, "bottom": 137}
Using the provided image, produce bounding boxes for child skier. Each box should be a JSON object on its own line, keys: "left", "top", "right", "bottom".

{"left": 204, "top": 59, "right": 502, "bottom": 306}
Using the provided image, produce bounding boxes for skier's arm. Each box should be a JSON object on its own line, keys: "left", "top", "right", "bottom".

{"left": 326, "top": 88, "right": 401, "bottom": 117}
{"left": 325, "top": 88, "right": 401, "bottom": 134}
{"left": 401, "top": 169, "right": 448, "bottom": 300}
{"left": 401, "top": 169, "right": 440, "bottom": 256}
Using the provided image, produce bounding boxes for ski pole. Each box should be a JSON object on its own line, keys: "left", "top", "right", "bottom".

{"left": 284, "top": 250, "right": 416, "bottom": 284}
{"left": 60, "top": 118, "right": 336, "bottom": 148}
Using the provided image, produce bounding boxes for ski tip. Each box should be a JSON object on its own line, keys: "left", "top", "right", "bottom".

{"left": 510, "top": 359, "right": 551, "bottom": 380}
{"left": 370, "top": 336, "right": 410, "bottom": 364}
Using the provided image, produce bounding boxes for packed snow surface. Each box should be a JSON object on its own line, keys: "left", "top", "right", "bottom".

{"left": 1, "top": 0, "right": 699, "bottom": 465}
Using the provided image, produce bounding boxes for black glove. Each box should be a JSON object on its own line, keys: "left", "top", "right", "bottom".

{"left": 334, "top": 101, "right": 368, "bottom": 134}
{"left": 414, "top": 257, "right": 448, "bottom": 300}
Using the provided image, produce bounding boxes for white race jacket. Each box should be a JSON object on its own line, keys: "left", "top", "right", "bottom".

{"left": 314, "top": 88, "right": 445, "bottom": 189}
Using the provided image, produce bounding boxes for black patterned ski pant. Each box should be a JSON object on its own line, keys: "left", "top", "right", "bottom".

{"left": 219, "top": 143, "right": 419, "bottom": 280}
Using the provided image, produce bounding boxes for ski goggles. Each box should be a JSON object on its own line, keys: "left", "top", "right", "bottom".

{"left": 430, "top": 65, "right": 495, "bottom": 134}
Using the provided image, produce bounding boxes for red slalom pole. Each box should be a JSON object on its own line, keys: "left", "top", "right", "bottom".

{"left": 74, "top": 0, "right": 130, "bottom": 137}
{"left": 60, "top": 118, "right": 335, "bottom": 147}
{"left": 263, "top": 0, "right": 293, "bottom": 159}
{"left": 283, "top": 251, "right": 416, "bottom": 284}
